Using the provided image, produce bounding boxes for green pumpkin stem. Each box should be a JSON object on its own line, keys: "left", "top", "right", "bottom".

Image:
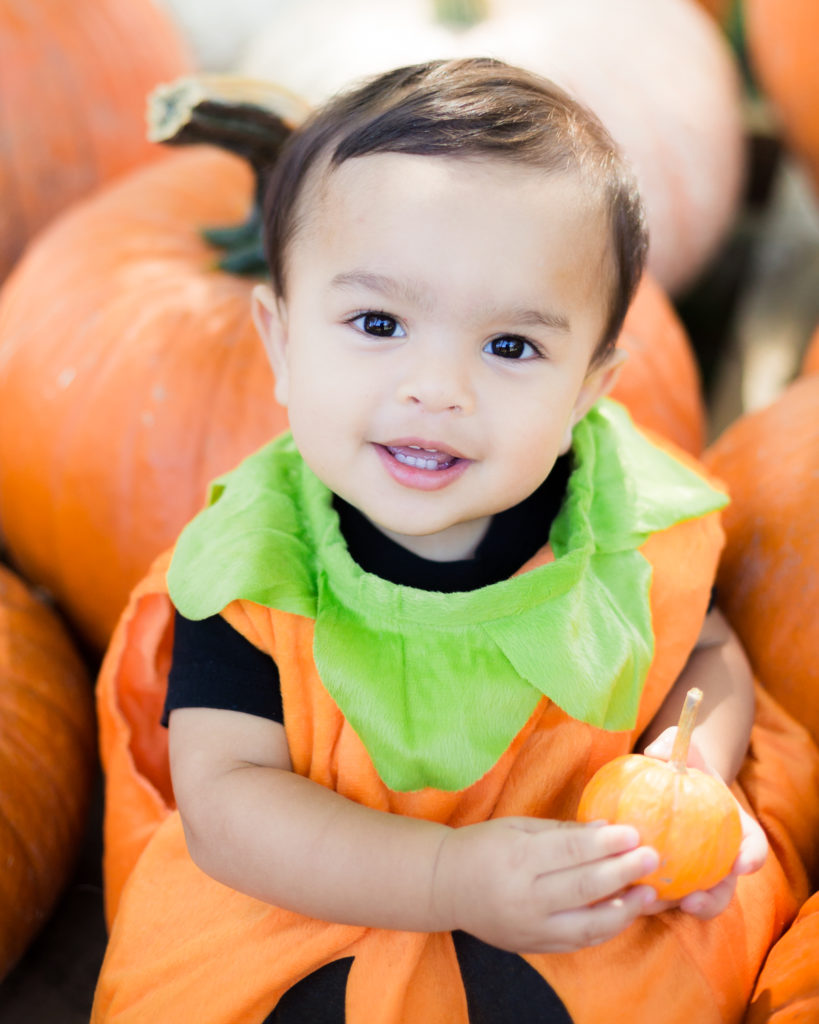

{"left": 670, "top": 687, "right": 703, "bottom": 772}
{"left": 147, "top": 75, "right": 311, "bottom": 275}
{"left": 432, "top": 0, "right": 489, "bottom": 29}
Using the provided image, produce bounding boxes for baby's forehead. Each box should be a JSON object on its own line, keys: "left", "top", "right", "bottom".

{"left": 300, "top": 149, "right": 610, "bottom": 238}
{"left": 285, "top": 149, "right": 615, "bottom": 313}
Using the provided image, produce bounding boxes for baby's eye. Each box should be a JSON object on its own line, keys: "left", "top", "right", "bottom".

{"left": 484, "top": 335, "right": 540, "bottom": 360}
{"left": 351, "top": 312, "right": 406, "bottom": 338}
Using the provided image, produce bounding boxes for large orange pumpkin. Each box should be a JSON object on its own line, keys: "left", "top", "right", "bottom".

{"left": 745, "top": 0, "right": 819, "bottom": 196}
{"left": 0, "top": 145, "right": 288, "bottom": 651}
{"left": 0, "top": 0, "right": 191, "bottom": 283}
{"left": 0, "top": 78, "right": 705, "bottom": 651}
{"left": 703, "top": 375, "right": 819, "bottom": 744}
{"left": 0, "top": 564, "right": 96, "bottom": 979}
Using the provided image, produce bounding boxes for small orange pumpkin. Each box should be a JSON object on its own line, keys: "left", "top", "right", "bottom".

{"left": 0, "top": 563, "right": 96, "bottom": 979}
{"left": 577, "top": 688, "right": 742, "bottom": 900}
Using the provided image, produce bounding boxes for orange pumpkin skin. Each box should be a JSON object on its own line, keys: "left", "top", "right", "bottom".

{"left": 703, "top": 376, "right": 819, "bottom": 745}
{"left": 746, "top": 0, "right": 819, "bottom": 195}
{"left": 0, "top": 0, "right": 190, "bottom": 282}
{"left": 577, "top": 753, "right": 742, "bottom": 900}
{"left": 0, "top": 147, "right": 289, "bottom": 650}
{"left": 0, "top": 565, "right": 95, "bottom": 979}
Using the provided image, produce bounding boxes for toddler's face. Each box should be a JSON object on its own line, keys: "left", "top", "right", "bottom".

{"left": 257, "top": 152, "right": 619, "bottom": 560}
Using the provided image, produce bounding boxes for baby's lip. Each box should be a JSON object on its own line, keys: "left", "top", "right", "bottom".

{"left": 380, "top": 437, "right": 469, "bottom": 461}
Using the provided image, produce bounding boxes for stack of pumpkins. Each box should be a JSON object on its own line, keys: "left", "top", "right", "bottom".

{"left": 0, "top": 0, "right": 190, "bottom": 982}
{"left": 719, "top": 4, "right": 819, "bottom": 1015}
{"left": 0, "top": 0, "right": 817, "bottom": 1017}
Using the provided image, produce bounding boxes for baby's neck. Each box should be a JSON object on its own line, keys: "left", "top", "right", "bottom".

{"left": 369, "top": 515, "right": 492, "bottom": 563}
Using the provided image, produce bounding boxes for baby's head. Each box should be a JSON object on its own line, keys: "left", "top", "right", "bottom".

{"left": 262, "top": 56, "right": 647, "bottom": 367}
{"left": 253, "top": 58, "right": 649, "bottom": 559}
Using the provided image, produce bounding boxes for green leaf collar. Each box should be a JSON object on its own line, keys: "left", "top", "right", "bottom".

{"left": 167, "top": 400, "right": 727, "bottom": 792}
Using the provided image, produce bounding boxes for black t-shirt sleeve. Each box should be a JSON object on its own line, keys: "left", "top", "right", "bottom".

{"left": 162, "top": 611, "right": 284, "bottom": 726}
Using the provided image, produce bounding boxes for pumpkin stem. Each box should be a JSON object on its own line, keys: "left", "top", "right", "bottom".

{"left": 432, "top": 0, "right": 489, "bottom": 29}
{"left": 147, "top": 75, "right": 311, "bottom": 275}
{"left": 670, "top": 687, "right": 703, "bottom": 772}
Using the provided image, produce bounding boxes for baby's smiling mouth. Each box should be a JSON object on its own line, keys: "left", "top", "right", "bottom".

{"left": 384, "top": 444, "right": 460, "bottom": 471}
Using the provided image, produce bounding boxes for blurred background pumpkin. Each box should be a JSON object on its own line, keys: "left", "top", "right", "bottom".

{"left": 0, "top": 0, "right": 191, "bottom": 283}
{"left": 704, "top": 373, "right": 819, "bottom": 746}
{"left": 745, "top": 0, "right": 819, "bottom": 199}
{"left": 0, "top": 565, "right": 96, "bottom": 980}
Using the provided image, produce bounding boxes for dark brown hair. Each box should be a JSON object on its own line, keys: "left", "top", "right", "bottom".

{"left": 262, "top": 57, "right": 647, "bottom": 362}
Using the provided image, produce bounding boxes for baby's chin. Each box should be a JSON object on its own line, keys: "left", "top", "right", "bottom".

{"left": 367, "top": 514, "right": 493, "bottom": 563}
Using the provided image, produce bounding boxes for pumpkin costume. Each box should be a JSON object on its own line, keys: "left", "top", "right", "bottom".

{"left": 93, "top": 401, "right": 819, "bottom": 1023}
{"left": 745, "top": 889, "right": 819, "bottom": 1023}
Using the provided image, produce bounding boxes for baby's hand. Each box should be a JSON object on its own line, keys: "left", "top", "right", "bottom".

{"left": 432, "top": 817, "right": 659, "bottom": 953}
{"left": 641, "top": 728, "right": 768, "bottom": 920}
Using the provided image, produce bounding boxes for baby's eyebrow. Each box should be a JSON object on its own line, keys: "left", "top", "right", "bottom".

{"left": 330, "top": 270, "right": 426, "bottom": 309}
{"left": 501, "top": 307, "right": 571, "bottom": 332}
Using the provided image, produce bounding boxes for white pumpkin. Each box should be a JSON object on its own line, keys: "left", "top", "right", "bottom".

{"left": 241, "top": 0, "right": 745, "bottom": 297}
{"left": 154, "top": 0, "right": 273, "bottom": 71}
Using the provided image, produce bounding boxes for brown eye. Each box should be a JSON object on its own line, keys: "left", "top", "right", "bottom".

{"left": 485, "top": 336, "right": 536, "bottom": 359}
{"left": 359, "top": 313, "right": 402, "bottom": 337}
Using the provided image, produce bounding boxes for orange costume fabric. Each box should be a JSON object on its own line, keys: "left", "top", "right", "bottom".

{"left": 92, "top": 540, "right": 818, "bottom": 1019}
{"left": 745, "top": 889, "right": 819, "bottom": 1023}
{"left": 93, "top": 504, "right": 819, "bottom": 1022}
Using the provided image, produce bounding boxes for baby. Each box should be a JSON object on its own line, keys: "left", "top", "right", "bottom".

{"left": 93, "top": 59, "right": 791, "bottom": 1024}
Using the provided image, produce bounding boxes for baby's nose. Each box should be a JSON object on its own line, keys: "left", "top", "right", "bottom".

{"left": 395, "top": 347, "right": 475, "bottom": 414}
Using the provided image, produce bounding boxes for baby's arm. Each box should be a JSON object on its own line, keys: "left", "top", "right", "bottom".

{"left": 169, "top": 706, "right": 659, "bottom": 953}
{"left": 639, "top": 607, "right": 767, "bottom": 917}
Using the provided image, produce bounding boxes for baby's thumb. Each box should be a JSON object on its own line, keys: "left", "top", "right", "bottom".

{"left": 643, "top": 727, "right": 675, "bottom": 761}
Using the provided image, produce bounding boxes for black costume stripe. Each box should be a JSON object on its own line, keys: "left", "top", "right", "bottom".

{"left": 263, "top": 957, "right": 353, "bottom": 1024}
{"left": 453, "top": 931, "right": 574, "bottom": 1024}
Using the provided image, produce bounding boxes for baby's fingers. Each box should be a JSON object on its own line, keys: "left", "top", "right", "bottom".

{"left": 523, "top": 885, "right": 656, "bottom": 954}
{"left": 534, "top": 842, "right": 659, "bottom": 913}
{"left": 734, "top": 805, "right": 768, "bottom": 875}
{"left": 679, "top": 875, "right": 737, "bottom": 919}
{"left": 526, "top": 820, "right": 646, "bottom": 873}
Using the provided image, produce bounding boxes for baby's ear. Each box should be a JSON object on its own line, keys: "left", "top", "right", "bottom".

{"left": 584, "top": 347, "right": 627, "bottom": 405}
{"left": 560, "top": 348, "right": 627, "bottom": 452}
{"left": 252, "top": 283, "right": 290, "bottom": 406}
